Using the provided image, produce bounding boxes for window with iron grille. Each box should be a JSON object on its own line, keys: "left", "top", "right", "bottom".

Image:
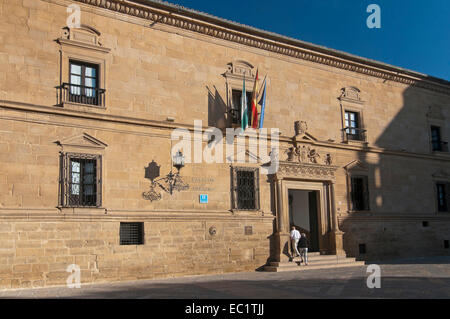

{"left": 431, "top": 126, "right": 448, "bottom": 152}
{"left": 120, "top": 222, "right": 144, "bottom": 245}
{"left": 436, "top": 183, "right": 449, "bottom": 212}
{"left": 60, "top": 153, "right": 102, "bottom": 207}
{"left": 232, "top": 167, "right": 260, "bottom": 210}
{"left": 350, "top": 175, "right": 370, "bottom": 211}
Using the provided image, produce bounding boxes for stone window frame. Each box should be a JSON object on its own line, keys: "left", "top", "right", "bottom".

{"left": 344, "top": 160, "right": 371, "bottom": 213}
{"left": 57, "top": 25, "right": 110, "bottom": 113}
{"left": 432, "top": 171, "right": 450, "bottom": 214}
{"left": 349, "top": 175, "right": 370, "bottom": 212}
{"left": 59, "top": 152, "right": 103, "bottom": 208}
{"left": 230, "top": 166, "right": 261, "bottom": 212}
{"left": 224, "top": 60, "right": 256, "bottom": 128}
{"left": 426, "top": 106, "right": 448, "bottom": 154}
{"left": 338, "top": 87, "right": 368, "bottom": 145}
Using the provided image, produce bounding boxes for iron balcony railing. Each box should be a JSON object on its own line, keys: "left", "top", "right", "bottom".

{"left": 432, "top": 141, "right": 449, "bottom": 152}
{"left": 56, "top": 83, "right": 106, "bottom": 107}
{"left": 342, "top": 127, "right": 367, "bottom": 142}
{"left": 229, "top": 108, "right": 241, "bottom": 125}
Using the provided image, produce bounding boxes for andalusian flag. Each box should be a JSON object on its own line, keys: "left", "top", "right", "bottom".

{"left": 241, "top": 76, "right": 248, "bottom": 131}
{"left": 250, "top": 69, "right": 259, "bottom": 129}
{"left": 258, "top": 76, "right": 267, "bottom": 129}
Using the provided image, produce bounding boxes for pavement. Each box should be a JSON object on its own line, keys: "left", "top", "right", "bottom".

{"left": 1, "top": 256, "right": 449, "bottom": 299}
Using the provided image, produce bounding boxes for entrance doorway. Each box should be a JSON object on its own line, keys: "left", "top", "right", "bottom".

{"left": 288, "top": 189, "right": 320, "bottom": 252}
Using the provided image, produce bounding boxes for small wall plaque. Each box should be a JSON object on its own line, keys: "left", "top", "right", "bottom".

{"left": 244, "top": 226, "right": 253, "bottom": 235}
{"left": 199, "top": 194, "right": 208, "bottom": 204}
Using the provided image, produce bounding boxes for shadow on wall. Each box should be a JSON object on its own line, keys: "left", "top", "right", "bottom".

{"left": 341, "top": 77, "right": 450, "bottom": 261}
{"left": 207, "top": 86, "right": 227, "bottom": 129}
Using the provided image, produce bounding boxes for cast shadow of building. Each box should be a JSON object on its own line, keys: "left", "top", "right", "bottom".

{"left": 341, "top": 77, "right": 450, "bottom": 262}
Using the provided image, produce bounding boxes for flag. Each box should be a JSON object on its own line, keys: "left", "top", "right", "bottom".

{"left": 250, "top": 69, "right": 259, "bottom": 129}
{"left": 241, "top": 76, "right": 248, "bottom": 131}
{"left": 258, "top": 76, "right": 267, "bottom": 129}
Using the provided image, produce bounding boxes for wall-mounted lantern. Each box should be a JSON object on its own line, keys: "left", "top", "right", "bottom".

{"left": 143, "top": 150, "right": 189, "bottom": 201}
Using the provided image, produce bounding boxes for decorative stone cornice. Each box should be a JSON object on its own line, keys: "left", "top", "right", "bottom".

{"left": 277, "top": 161, "right": 339, "bottom": 181}
{"left": 71, "top": 0, "right": 450, "bottom": 95}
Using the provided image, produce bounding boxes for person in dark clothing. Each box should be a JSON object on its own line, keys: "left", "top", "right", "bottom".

{"left": 298, "top": 233, "right": 309, "bottom": 265}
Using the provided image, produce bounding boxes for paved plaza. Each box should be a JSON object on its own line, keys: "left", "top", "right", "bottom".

{"left": 1, "top": 257, "right": 449, "bottom": 299}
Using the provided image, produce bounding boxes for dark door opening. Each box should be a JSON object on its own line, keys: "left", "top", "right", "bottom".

{"left": 288, "top": 189, "right": 320, "bottom": 252}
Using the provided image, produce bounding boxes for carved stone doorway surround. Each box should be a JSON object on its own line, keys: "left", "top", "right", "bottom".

{"left": 271, "top": 161, "right": 345, "bottom": 262}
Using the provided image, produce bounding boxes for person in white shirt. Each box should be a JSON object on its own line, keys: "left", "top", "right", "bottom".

{"left": 290, "top": 226, "right": 301, "bottom": 259}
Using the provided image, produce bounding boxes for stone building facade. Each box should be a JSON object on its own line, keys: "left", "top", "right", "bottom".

{"left": 0, "top": 0, "right": 449, "bottom": 288}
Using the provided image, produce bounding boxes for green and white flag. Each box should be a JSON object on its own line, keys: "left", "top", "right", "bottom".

{"left": 241, "top": 76, "right": 248, "bottom": 131}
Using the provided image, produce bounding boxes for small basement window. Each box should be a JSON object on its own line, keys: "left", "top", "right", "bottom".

{"left": 120, "top": 222, "right": 144, "bottom": 245}
{"left": 359, "top": 244, "right": 366, "bottom": 255}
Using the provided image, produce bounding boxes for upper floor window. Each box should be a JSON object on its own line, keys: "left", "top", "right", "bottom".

{"left": 344, "top": 111, "right": 365, "bottom": 141}
{"left": 67, "top": 61, "right": 103, "bottom": 106}
{"left": 230, "top": 89, "right": 253, "bottom": 126}
{"left": 60, "top": 153, "right": 102, "bottom": 207}
{"left": 431, "top": 126, "right": 448, "bottom": 152}
{"left": 56, "top": 25, "right": 110, "bottom": 109}
{"left": 436, "top": 183, "right": 448, "bottom": 212}
{"left": 231, "top": 167, "right": 260, "bottom": 211}
{"left": 350, "top": 175, "right": 370, "bottom": 211}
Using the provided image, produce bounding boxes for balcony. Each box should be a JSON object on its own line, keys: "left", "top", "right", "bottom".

{"left": 229, "top": 108, "right": 241, "bottom": 126}
{"left": 56, "top": 83, "right": 106, "bottom": 107}
{"left": 342, "top": 127, "right": 367, "bottom": 142}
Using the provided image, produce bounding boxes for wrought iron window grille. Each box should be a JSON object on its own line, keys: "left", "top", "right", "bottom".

{"left": 231, "top": 166, "right": 260, "bottom": 211}
{"left": 59, "top": 153, "right": 102, "bottom": 207}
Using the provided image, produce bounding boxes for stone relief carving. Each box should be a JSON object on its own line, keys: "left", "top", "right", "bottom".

{"left": 339, "top": 86, "right": 362, "bottom": 103}
{"left": 61, "top": 24, "right": 103, "bottom": 47}
{"left": 225, "top": 60, "right": 255, "bottom": 78}
{"left": 285, "top": 121, "right": 333, "bottom": 166}
{"left": 277, "top": 162, "right": 337, "bottom": 181}
{"left": 294, "top": 121, "right": 308, "bottom": 136}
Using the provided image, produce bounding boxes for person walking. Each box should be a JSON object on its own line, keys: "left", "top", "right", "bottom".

{"left": 298, "top": 233, "right": 309, "bottom": 266}
{"left": 290, "top": 226, "right": 301, "bottom": 260}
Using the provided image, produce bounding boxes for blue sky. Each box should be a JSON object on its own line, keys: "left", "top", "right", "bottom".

{"left": 168, "top": 0, "right": 450, "bottom": 81}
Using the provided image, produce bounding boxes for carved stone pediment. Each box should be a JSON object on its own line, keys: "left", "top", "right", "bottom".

{"left": 58, "top": 25, "right": 110, "bottom": 53}
{"left": 286, "top": 121, "right": 333, "bottom": 166}
{"left": 56, "top": 133, "right": 108, "bottom": 150}
{"left": 277, "top": 161, "right": 338, "bottom": 181}
{"left": 344, "top": 160, "right": 368, "bottom": 172}
{"left": 224, "top": 60, "right": 255, "bottom": 80}
{"left": 339, "top": 86, "right": 363, "bottom": 104}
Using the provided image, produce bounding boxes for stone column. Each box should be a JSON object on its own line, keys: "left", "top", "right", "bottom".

{"left": 273, "top": 178, "right": 290, "bottom": 262}
{"left": 329, "top": 181, "right": 346, "bottom": 256}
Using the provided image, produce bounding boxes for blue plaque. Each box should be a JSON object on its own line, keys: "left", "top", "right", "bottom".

{"left": 199, "top": 194, "right": 208, "bottom": 204}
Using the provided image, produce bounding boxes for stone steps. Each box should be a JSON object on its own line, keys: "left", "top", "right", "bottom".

{"left": 264, "top": 254, "right": 365, "bottom": 272}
